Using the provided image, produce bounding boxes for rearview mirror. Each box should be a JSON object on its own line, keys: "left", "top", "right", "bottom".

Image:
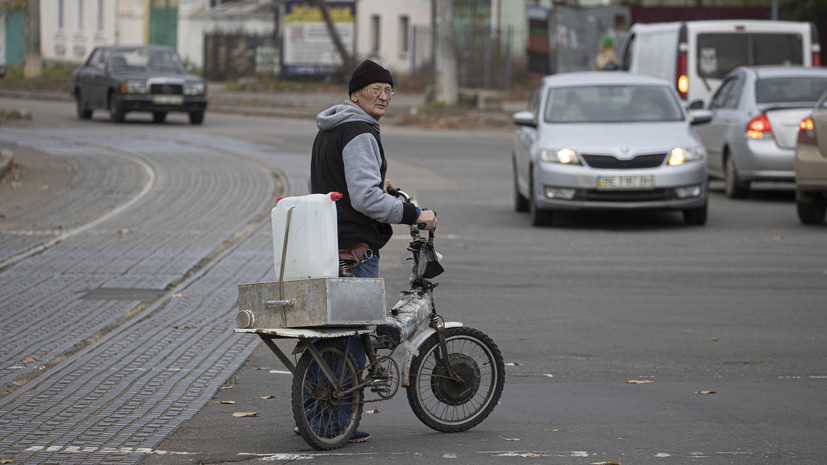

{"left": 513, "top": 111, "right": 536, "bottom": 127}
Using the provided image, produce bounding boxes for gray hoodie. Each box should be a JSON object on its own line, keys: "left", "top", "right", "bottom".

{"left": 314, "top": 100, "right": 408, "bottom": 225}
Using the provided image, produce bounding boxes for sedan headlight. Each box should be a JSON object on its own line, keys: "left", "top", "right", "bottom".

{"left": 540, "top": 148, "right": 582, "bottom": 165}
{"left": 667, "top": 146, "right": 704, "bottom": 166}
{"left": 184, "top": 82, "right": 206, "bottom": 96}
{"left": 121, "top": 80, "right": 148, "bottom": 94}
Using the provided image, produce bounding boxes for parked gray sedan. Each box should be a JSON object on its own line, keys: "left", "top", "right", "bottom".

{"left": 694, "top": 66, "right": 827, "bottom": 198}
{"left": 70, "top": 45, "right": 208, "bottom": 124}
{"left": 512, "top": 72, "right": 710, "bottom": 226}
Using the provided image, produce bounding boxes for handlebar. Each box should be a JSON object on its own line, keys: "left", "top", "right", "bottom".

{"left": 387, "top": 187, "right": 431, "bottom": 232}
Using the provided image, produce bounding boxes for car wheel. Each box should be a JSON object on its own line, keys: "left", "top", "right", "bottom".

{"left": 529, "top": 169, "right": 554, "bottom": 227}
{"left": 75, "top": 90, "right": 92, "bottom": 120}
{"left": 796, "top": 198, "right": 826, "bottom": 224}
{"left": 189, "top": 111, "right": 205, "bottom": 125}
{"left": 513, "top": 157, "right": 529, "bottom": 213}
{"left": 724, "top": 155, "right": 749, "bottom": 199}
{"left": 683, "top": 202, "right": 708, "bottom": 225}
{"left": 152, "top": 112, "right": 167, "bottom": 124}
{"left": 109, "top": 94, "right": 125, "bottom": 123}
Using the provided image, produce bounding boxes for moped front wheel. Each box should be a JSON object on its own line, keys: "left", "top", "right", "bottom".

{"left": 291, "top": 339, "right": 363, "bottom": 450}
{"left": 406, "top": 327, "right": 505, "bottom": 432}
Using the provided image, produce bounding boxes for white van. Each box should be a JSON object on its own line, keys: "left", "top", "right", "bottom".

{"left": 619, "top": 20, "right": 820, "bottom": 108}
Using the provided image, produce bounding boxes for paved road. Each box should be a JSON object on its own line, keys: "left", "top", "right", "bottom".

{"left": 2, "top": 96, "right": 827, "bottom": 465}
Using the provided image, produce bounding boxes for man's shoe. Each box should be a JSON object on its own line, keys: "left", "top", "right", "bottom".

{"left": 349, "top": 430, "right": 370, "bottom": 443}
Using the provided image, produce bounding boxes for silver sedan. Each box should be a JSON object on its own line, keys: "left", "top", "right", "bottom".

{"left": 512, "top": 72, "right": 711, "bottom": 226}
{"left": 694, "top": 65, "right": 827, "bottom": 198}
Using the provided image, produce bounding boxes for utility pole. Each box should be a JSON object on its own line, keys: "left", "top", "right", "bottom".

{"left": 24, "top": 0, "right": 42, "bottom": 78}
{"left": 435, "top": 0, "right": 458, "bottom": 105}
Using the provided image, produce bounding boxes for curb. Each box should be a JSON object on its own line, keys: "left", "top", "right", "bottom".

{"left": 0, "top": 147, "right": 13, "bottom": 177}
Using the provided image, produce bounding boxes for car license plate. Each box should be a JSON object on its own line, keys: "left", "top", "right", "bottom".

{"left": 597, "top": 175, "right": 654, "bottom": 190}
{"left": 152, "top": 95, "right": 183, "bottom": 105}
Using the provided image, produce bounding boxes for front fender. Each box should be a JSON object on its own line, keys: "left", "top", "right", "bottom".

{"left": 400, "top": 322, "right": 464, "bottom": 387}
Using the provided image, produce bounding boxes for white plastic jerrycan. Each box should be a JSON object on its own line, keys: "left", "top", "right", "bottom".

{"left": 271, "top": 192, "right": 341, "bottom": 281}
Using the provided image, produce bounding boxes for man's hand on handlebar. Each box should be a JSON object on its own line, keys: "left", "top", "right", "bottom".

{"left": 416, "top": 209, "right": 437, "bottom": 230}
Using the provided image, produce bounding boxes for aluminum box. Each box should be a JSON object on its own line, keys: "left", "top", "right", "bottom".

{"left": 236, "top": 278, "right": 385, "bottom": 329}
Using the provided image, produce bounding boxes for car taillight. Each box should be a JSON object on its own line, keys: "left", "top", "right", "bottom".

{"left": 798, "top": 117, "right": 817, "bottom": 145}
{"left": 746, "top": 114, "right": 773, "bottom": 140}
{"left": 813, "top": 53, "right": 821, "bottom": 67}
{"left": 677, "top": 52, "right": 688, "bottom": 100}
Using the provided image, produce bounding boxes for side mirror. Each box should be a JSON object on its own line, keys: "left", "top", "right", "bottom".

{"left": 513, "top": 111, "right": 537, "bottom": 128}
{"left": 688, "top": 99, "right": 704, "bottom": 110}
{"left": 689, "top": 109, "right": 713, "bottom": 125}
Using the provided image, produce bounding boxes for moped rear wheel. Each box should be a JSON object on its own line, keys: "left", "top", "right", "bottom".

{"left": 406, "top": 327, "right": 505, "bottom": 432}
{"left": 291, "top": 339, "right": 363, "bottom": 450}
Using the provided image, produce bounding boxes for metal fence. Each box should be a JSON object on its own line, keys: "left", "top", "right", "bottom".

{"left": 411, "top": 25, "right": 525, "bottom": 91}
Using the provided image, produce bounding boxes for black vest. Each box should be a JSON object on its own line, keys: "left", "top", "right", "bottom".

{"left": 310, "top": 121, "right": 392, "bottom": 255}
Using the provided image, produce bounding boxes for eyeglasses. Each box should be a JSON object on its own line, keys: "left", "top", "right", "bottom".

{"left": 363, "top": 86, "right": 396, "bottom": 98}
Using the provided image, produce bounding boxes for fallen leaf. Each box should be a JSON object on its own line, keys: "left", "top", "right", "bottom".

{"left": 695, "top": 390, "right": 716, "bottom": 395}
{"left": 22, "top": 358, "right": 37, "bottom": 363}
{"left": 552, "top": 429, "right": 562, "bottom": 432}
{"left": 172, "top": 293, "right": 186, "bottom": 297}
{"left": 220, "top": 386, "right": 233, "bottom": 390}
{"left": 497, "top": 434, "right": 520, "bottom": 441}
{"left": 118, "top": 228, "right": 134, "bottom": 235}
{"left": 259, "top": 395, "right": 275, "bottom": 399}
{"left": 365, "top": 408, "right": 380, "bottom": 414}
{"left": 232, "top": 412, "right": 258, "bottom": 417}
{"left": 1, "top": 459, "right": 14, "bottom": 464}
{"left": 504, "top": 362, "right": 522, "bottom": 366}
{"left": 626, "top": 380, "right": 652, "bottom": 384}
{"left": 590, "top": 462, "right": 620, "bottom": 465}
{"left": 220, "top": 401, "right": 236, "bottom": 404}
{"left": 520, "top": 453, "right": 540, "bottom": 457}
{"left": 41, "top": 184, "right": 50, "bottom": 190}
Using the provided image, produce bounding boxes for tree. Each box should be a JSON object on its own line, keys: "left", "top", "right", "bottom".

{"left": 308, "top": 0, "right": 356, "bottom": 78}
{"left": 24, "top": 0, "right": 42, "bottom": 79}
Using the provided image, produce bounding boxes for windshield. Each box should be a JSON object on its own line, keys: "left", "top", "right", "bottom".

{"left": 755, "top": 77, "right": 827, "bottom": 104}
{"left": 544, "top": 85, "right": 685, "bottom": 123}
{"left": 109, "top": 48, "right": 184, "bottom": 73}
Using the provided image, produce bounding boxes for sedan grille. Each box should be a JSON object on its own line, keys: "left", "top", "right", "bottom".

{"left": 581, "top": 153, "right": 667, "bottom": 169}
{"left": 150, "top": 83, "right": 183, "bottom": 95}
{"left": 578, "top": 188, "right": 673, "bottom": 202}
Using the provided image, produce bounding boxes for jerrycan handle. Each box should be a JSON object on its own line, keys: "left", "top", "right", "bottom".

{"left": 278, "top": 206, "right": 296, "bottom": 300}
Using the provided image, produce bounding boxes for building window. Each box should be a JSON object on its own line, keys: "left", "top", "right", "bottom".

{"left": 97, "top": 0, "right": 104, "bottom": 32}
{"left": 77, "top": 0, "right": 84, "bottom": 30}
{"left": 399, "top": 15, "right": 409, "bottom": 55}
{"left": 371, "top": 15, "right": 380, "bottom": 54}
{"left": 57, "top": 0, "right": 64, "bottom": 29}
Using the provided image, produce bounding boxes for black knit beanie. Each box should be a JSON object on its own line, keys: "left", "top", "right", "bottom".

{"left": 348, "top": 60, "right": 393, "bottom": 95}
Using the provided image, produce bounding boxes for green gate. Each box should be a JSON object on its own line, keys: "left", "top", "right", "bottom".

{"left": 4, "top": 8, "right": 25, "bottom": 65}
{"left": 149, "top": 0, "right": 178, "bottom": 48}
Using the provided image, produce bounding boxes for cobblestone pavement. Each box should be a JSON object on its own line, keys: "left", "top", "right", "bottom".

{"left": 0, "top": 120, "right": 311, "bottom": 464}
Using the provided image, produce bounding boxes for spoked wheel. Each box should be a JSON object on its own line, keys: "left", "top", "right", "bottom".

{"left": 291, "top": 339, "right": 363, "bottom": 450}
{"left": 406, "top": 327, "right": 505, "bottom": 432}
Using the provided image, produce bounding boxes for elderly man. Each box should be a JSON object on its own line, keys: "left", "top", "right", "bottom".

{"left": 311, "top": 59, "right": 436, "bottom": 277}
{"left": 306, "top": 60, "right": 436, "bottom": 444}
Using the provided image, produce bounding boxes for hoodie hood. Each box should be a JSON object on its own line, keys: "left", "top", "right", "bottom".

{"left": 316, "top": 100, "right": 380, "bottom": 131}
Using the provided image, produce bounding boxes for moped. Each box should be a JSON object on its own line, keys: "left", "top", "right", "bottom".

{"left": 235, "top": 189, "right": 505, "bottom": 450}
